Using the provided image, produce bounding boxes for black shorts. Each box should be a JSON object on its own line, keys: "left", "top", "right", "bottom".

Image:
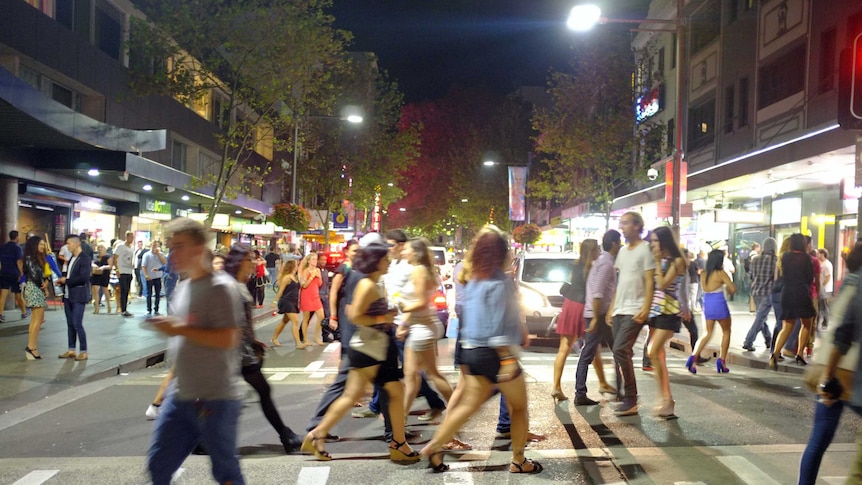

{"left": 461, "top": 347, "right": 512, "bottom": 384}
{"left": 649, "top": 314, "right": 681, "bottom": 332}
{"left": 346, "top": 336, "right": 403, "bottom": 385}
{"left": 0, "top": 274, "right": 21, "bottom": 292}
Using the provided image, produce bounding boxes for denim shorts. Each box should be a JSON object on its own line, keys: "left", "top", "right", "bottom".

{"left": 461, "top": 347, "right": 506, "bottom": 384}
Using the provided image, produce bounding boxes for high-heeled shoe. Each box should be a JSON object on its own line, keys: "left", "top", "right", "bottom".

{"left": 550, "top": 389, "right": 568, "bottom": 401}
{"left": 684, "top": 355, "right": 697, "bottom": 374}
{"left": 389, "top": 439, "right": 421, "bottom": 463}
{"left": 768, "top": 354, "right": 778, "bottom": 370}
{"left": 598, "top": 384, "right": 618, "bottom": 395}
{"left": 653, "top": 399, "right": 677, "bottom": 420}
{"left": 716, "top": 358, "right": 729, "bottom": 373}
{"left": 25, "top": 347, "right": 42, "bottom": 360}
{"left": 300, "top": 433, "right": 332, "bottom": 461}
{"left": 795, "top": 354, "right": 808, "bottom": 366}
{"left": 428, "top": 452, "right": 449, "bottom": 473}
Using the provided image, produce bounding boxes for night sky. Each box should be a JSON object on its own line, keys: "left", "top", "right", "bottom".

{"left": 332, "top": 0, "right": 651, "bottom": 101}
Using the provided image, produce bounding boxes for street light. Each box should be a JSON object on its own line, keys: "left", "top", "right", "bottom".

{"left": 567, "top": 2, "right": 685, "bottom": 232}
{"left": 291, "top": 113, "right": 363, "bottom": 204}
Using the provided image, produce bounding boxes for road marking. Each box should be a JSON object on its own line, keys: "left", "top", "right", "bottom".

{"left": 268, "top": 372, "right": 290, "bottom": 381}
{"left": 674, "top": 482, "right": 708, "bottom": 485}
{"left": 309, "top": 371, "right": 327, "bottom": 378}
{"left": 715, "top": 456, "right": 782, "bottom": 485}
{"left": 11, "top": 470, "right": 59, "bottom": 485}
{"left": 304, "top": 361, "right": 325, "bottom": 371}
{"left": 297, "top": 465, "right": 330, "bottom": 485}
{"left": 443, "top": 471, "right": 474, "bottom": 484}
{"left": 323, "top": 342, "right": 340, "bottom": 353}
{"left": 823, "top": 478, "right": 849, "bottom": 485}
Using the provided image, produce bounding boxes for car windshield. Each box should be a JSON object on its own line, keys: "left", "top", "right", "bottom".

{"left": 431, "top": 250, "right": 446, "bottom": 266}
{"left": 522, "top": 259, "right": 572, "bottom": 283}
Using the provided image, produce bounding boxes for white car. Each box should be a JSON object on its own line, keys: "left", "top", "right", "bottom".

{"left": 429, "top": 246, "right": 455, "bottom": 282}
{"left": 512, "top": 252, "right": 576, "bottom": 326}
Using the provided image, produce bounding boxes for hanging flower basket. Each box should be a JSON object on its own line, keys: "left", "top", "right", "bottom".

{"left": 512, "top": 223, "right": 542, "bottom": 246}
{"left": 270, "top": 203, "right": 311, "bottom": 232}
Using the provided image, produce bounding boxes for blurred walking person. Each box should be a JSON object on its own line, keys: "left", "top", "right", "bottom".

{"left": 146, "top": 218, "right": 245, "bottom": 485}
{"left": 0, "top": 230, "right": 26, "bottom": 322}
{"left": 687, "top": 250, "right": 736, "bottom": 374}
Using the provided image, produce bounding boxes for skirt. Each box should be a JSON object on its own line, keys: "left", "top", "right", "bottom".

{"left": 23, "top": 280, "right": 46, "bottom": 308}
{"left": 556, "top": 299, "right": 586, "bottom": 337}
{"left": 703, "top": 292, "right": 731, "bottom": 320}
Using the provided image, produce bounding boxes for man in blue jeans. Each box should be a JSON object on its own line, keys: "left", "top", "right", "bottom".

{"left": 146, "top": 218, "right": 245, "bottom": 485}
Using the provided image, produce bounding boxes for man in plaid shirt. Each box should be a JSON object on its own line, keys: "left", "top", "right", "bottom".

{"left": 742, "top": 237, "right": 777, "bottom": 351}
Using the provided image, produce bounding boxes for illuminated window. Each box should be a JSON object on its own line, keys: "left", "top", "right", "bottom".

{"left": 688, "top": 99, "right": 715, "bottom": 150}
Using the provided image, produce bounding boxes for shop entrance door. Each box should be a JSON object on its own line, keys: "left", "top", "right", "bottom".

{"left": 733, "top": 226, "right": 770, "bottom": 304}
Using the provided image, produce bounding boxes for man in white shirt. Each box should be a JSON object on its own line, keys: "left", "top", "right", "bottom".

{"left": 112, "top": 231, "right": 136, "bottom": 317}
{"left": 818, "top": 248, "right": 833, "bottom": 329}
{"left": 606, "top": 212, "right": 655, "bottom": 416}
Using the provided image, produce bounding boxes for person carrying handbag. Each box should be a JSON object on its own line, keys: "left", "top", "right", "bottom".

{"left": 799, "top": 242, "right": 862, "bottom": 484}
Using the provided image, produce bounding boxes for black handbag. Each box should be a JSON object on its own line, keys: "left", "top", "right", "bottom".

{"left": 560, "top": 282, "right": 575, "bottom": 300}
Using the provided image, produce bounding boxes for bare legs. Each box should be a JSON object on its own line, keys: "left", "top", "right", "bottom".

{"left": 0, "top": 289, "right": 25, "bottom": 317}
{"left": 647, "top": 328, "right": 674, "bottom": 413}
{"left": 552, "top": 334, "right": 577, "bottom": 398}
{"left": 272, "top": 313, "right": 302, "bottom": 348}
{"left": 26, "top": 306, "right": 44, "bottom": 357}
{"left": 153, "top": 368, "right": 174, "bottom": 406}
{"left": 92, "top": 285, "right": 101, "bottom": 314}
{"left": 797, "top": 317, "right": 813, "bottom": 357}
{"left": 302, "top": 309, "right": 324, "bottom": 345}
{"left": 403, "top": 344, "right": 453, "bottom": 416}
{"left": 773, "top": 318, "right": 813, "bottom": 361}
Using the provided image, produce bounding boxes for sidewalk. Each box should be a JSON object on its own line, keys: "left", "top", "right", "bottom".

{"left": 0, "top": 286, "right": 279, "bottom": 414}
{"left": 669, "top": 297, "right": 811, "bottom": 375}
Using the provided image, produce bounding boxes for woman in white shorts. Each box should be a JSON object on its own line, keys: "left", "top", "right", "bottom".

{"left": 396, "top": 237, "right": 453, "bottom": 419}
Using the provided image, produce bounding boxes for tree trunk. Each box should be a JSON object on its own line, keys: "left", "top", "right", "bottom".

{"left": 323, "top": 209, "right": 331, "bottom": 250}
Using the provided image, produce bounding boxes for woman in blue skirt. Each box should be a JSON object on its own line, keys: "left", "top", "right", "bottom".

{"left": 686, "top": 249, "right": 736, "bottom": 374}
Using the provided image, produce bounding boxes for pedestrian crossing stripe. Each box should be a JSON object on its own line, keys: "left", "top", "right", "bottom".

{"left": 11, "top": 470, "right": 58, "bottom": 485}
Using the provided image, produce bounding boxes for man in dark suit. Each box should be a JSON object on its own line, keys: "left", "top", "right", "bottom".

{"left": 57, "top": 234, "right": 91, "bottom": 361}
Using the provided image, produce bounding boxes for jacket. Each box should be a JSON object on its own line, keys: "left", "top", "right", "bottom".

{"left": 64, "top": 252, "right": 92, "bottom": 303}
{"left": 461, "top": 269, "right": 522, "bottom": 348}
{"left": 23, "top": 256, "right": 44, "bottom": 285}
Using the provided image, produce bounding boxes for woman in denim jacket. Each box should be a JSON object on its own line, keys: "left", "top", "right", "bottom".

{"left": 420, "top": 225, "right": 542, "bottom": 474}
{"left": 807, "top": 242, "right": 862, "bottom": 484}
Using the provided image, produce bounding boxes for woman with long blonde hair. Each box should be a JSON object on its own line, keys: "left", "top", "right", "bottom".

{"left": 299, "top": 253, "right": 325, "bottom": 346}
{"left": 551, "top": 239, "right": 614, "bottom": 402}
{"left": 271, "top": 259, "right": 304, "bottom": 349}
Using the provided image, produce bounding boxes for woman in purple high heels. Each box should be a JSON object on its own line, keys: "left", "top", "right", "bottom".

{"left": 687, "top": 250, "right": 736, "bottom": 374}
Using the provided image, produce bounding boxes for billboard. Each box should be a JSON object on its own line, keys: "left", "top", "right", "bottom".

{"left": 508, "top": 166, "right": 527, "bottom": 221}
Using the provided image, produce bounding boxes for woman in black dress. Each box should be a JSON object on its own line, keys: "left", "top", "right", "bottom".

{"left": 90, "top": 243, "right": 112, "bottom": 314}
{"left": 770, "top": 233, "right": 816, "bottom": 369}
{"left": 271, "top": 259, "right": 303, "bottom": 348}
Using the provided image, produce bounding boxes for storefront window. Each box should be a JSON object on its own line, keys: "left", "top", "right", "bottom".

{"left": 72, "top": 210, "right": 117, "bottom": 246}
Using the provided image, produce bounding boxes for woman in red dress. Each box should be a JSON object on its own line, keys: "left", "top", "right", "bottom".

{"left": 299, "top": 252, "right": 325, "bottom": 346}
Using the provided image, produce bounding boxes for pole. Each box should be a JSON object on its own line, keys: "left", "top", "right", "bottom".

{"left": 670, "top": 0, "right": 684, "bottom": 233}
{"left": 291, "top": 122, "right": 299, "bottom": 204}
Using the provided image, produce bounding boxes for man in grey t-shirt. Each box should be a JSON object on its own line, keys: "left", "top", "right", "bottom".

{"left": 146, "top": 218, "right": 244, "bottom": 485}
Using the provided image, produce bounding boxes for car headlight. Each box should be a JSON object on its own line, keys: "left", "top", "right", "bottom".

{"left": 520, "top": 288, "right": 546, "bottom": 309}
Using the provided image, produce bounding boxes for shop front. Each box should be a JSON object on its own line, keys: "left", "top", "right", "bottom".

{"left": 134, "top": 196, "right": 196, "bottom": 245}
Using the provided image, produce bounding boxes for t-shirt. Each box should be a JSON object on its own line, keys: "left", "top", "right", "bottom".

{"left": 821, "top": 259, "right": 834, "bottom": 294}
{"left": 134, "top": 248, "right": 149, "bottom": 269}
{"left": 171, "top": 271, "right": 243, "bottom": 401}
{"left": 114, "top": 243, "right": 135, "bottom": 274}
{"left": 142, "top": 251, "right": 165, "bottom": 280}
{"left": 384, "top": 259, "right": 414, "bottom": 325}
{"left": 339, "top": 269, "right": 365, "bottom": 346}
{"left": 0, "top": 241, "right": 22, "bottom": 276}
{"left": 612, "top": 240, "right": 656, "bottom": 316}
{"left": 264, "top": 252, "right": 280, "bottom": 268}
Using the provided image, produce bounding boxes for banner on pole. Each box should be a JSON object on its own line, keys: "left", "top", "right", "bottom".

{"left": 508, "top": 166, "right": 527, "bottom": 221}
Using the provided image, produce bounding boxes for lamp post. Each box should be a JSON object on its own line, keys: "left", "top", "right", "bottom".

{"left": 290, "top": 113, "right": 363, "bottom": 204}
{"left": 568, "top": 1, "right": 685, "bottom": 232}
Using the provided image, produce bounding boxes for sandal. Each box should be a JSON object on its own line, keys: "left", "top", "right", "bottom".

{"left": 389, "top": 439, "right": 421, "bottom": 463}
{"left": 428, "top": 452, "right": 449, "bottom": 473}
{"left": 510, "top": 458, "right": 543, "bottom": 474}
{"left": 441, "top": 438, "right": 472, "bottom": 451}
{"left": 300, "top": 433, "right": 332, "bottom": 461}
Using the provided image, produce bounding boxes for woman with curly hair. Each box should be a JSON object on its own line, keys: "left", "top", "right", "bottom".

{"left": 23, "top": 236, "right": 48, "bottom": 360}
{"left": 420, "top": 225, "right": 542, "bottom": 474}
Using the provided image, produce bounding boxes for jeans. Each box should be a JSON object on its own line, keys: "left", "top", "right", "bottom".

{"left": 164, "top": 274, "right": 178, "bottom": 313}
{"left": 496, "top": 394, "right": 510, "bottom": 433}
{"left": 612, "top": 314, "right": 642, "bottom": 403}
{"left": 818, "top": 295, "right": 831, "bottom": 328}
{"left": 242, "top": 363, "right": 291, "bottom": 435}
{"left": 63, "top": 299, "right": 87, "bottom": 351}
{"left": 266, "top": 267, "right": 276, "bottom": 287}
{"left": 576, "top": 316, "right": 615, "bottom": 398}
{"left": 320, "top": 293, "right": 331, "bottom": 319}
{"left": 799, "top": 399, "right": 862, "bottom": 485}
{"left": 306, "top": 353, "right": 351, "bottom": 432}
{"left": 119, "top": 273, "right": 133, "bottom": 312}
{"left": 147, "top": 395, "right": 244, "bottom": 485}
{"left": 137, "top": 268, "right": 148, "bottom": 297}
{"left": 146, "top": 278, "right": 162, "bottom": 313}
{"left": 743, "top": 294, "right": 773, "bottom": 348}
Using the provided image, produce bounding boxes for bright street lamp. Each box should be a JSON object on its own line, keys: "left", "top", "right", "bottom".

{"left": 567, "top": 2, "right": 685, "bottom": 232}
{"left": 483, "top": 160, "right": 496, "bottom": 166}
{"left": 345, "top": 115, "right": 363, "bottom": 124}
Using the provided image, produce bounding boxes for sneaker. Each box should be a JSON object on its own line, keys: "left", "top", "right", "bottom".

{"left": 642, "top": 365, "right": 654, "bottom": 371}
{"left": 0, "top": 314, "right": 5, "bottom": 323}
{"left": 613, "top": 401, "right": 639, "bottom": 416}
{"left": 574, "top": 396, "right": 599, "bottom": 406}
{"left": 352, "top": 407, "right": 378, "bottom": 418}
{"left": 122, "top": 311, "right": 133, "bottom": 317}
{"left": 153, "top": 311, "right": 161, "bottom": 316}
{"left": 742, "top": 345, "right": 755, "bottom": 351}
{"left": 145, "top": 312, "right": 152, "bottom": 317}
{"left": 418, "top": 408, "right": 444, "bottom": 422}
{"left": 145, "top": 404, "right": 160, "bottom": 420}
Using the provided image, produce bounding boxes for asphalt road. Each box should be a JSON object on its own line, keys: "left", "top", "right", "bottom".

{"left": 0, "top": 316, "right": 859, "bottom": 484}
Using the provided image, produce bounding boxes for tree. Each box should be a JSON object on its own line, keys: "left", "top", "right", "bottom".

{"left": 512, "top": 223, "right": 542, "bottom": 247}
{"left": 297, "top": 54, "right": 420, "bottom": 246}
{"left": 532, "top": 30, "right": 655, "bottom": 229}
{"left": 127, "top": 0, "right": 350, "bottom": 228}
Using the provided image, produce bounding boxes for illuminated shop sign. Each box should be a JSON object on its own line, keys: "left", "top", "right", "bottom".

{"left": 77, "top": 197, "right": 117, "bottom": 213}
{"left": 635, "top": 85, "right": 664, "bottom": 124}
{"left": 141, "top": 197, "right": 172, "bottom": 220}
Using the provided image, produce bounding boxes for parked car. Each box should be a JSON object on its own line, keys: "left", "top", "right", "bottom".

{"left": 432, "top": 281, "right": 450, "bottom": 335}
{"left": 429, "top": 246, "right": 454, "bottom": 282}
{"left": 321, "top": 250, "right": 345, "bottom": 273}
{"left": 511, "top": 252, "right": 576, "bottom": 334}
